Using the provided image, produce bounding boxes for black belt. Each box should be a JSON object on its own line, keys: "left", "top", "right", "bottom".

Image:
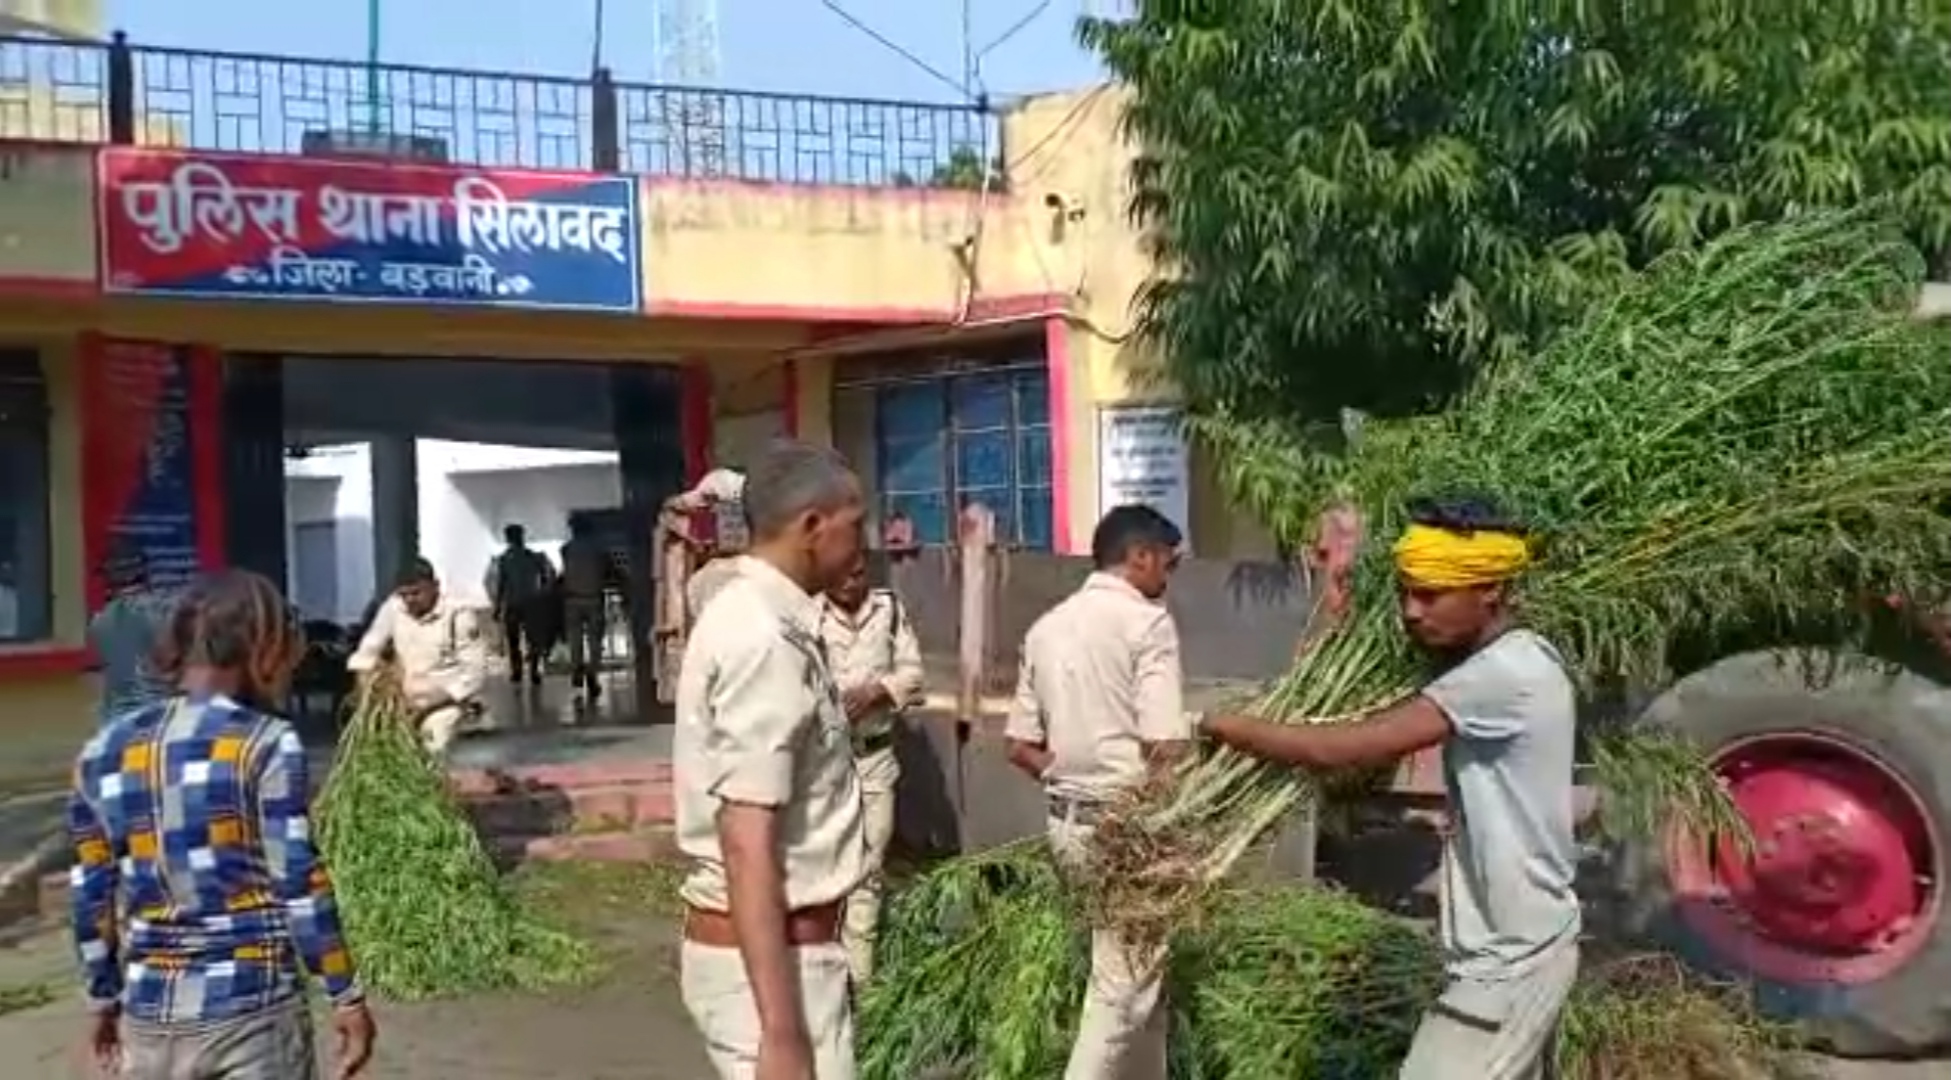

{"left": 1047, "top": 795, "right": 1106, "bottom": 826}
{"left": 853, "top": 728, "right": 896, "bottom": 755}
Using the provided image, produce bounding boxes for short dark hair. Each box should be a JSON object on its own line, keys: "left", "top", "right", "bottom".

{"left": 394, "top": 557, "right": 437, "bottom": 589}
{"left": 1405, "top": 492, "right": 1526, "bottom": 536}
{"left": 1091, "top": 504, "right": 1183, "bottom": 569}
{"left": 743, "top": 440, "right": 859, "bottom": 539}
{"left": 503, "top": 523, "right": 525, "bottom": 543}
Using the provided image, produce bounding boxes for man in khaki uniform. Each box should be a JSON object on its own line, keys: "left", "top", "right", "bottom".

{"left": 674, "top": 441, "right": 869, "bottom": 1080}
{"left": 347, "top": 557, "right": 489, "bottom": 755}
{"left": 1004, "top": 505, "right": 1190, "bottom": 1080}
{"left": 819, "top": 556, "right": 925, "bottom": 983}
{"left": 669, "top": 467, "right": 749, "bottom": 619}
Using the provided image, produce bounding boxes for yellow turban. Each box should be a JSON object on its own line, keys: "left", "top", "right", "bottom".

{"left": 1392, "top": 523, "right": 1532, "bottom": 590}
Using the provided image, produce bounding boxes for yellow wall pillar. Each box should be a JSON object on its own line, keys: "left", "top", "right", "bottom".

{"left": 787, "top": 354, "right": 835, "bottom": 447}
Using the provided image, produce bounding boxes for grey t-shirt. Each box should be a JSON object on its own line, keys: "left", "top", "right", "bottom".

{"left": 1422, "top": 628, "right": 1581, "bottom": 981}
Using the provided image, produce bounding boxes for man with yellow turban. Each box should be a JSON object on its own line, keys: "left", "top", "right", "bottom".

{"left": 1201, "top": 494, "right": 1580, "bottom": 1080}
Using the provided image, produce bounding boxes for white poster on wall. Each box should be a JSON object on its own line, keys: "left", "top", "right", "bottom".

{"left": 1097, "top": 404, "right": 1193, "bottom": 551}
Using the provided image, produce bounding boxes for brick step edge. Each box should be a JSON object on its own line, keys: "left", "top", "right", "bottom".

{"left": 448, "top": 760, "right": 673, "bottom": 798}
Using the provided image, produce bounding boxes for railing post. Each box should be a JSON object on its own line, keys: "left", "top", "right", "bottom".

{"left": 106, "top": 30, "right": 135, "bottom": 145}
{"left": 591, "top": 66, "right": 620, "bottom": 172}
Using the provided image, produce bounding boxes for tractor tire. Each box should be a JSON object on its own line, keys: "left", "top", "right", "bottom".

{"left": 1609, "top": 650, "right": 1951, "bottom": 1059}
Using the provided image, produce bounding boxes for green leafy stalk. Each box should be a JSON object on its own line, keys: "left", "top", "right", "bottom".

{"left": 315, "top": 670, "right": 595, "bottom": 1000}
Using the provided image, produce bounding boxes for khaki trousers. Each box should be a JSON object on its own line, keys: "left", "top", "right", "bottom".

{"left": 1399, "top": 939, "right": 1579, "bottom": 1080}
{"left": 419, "top": 703, "right": 469, "bottom": 755}
{"left": 1049, "top": 814, "right": 1169, "bottom": 1080}
{"left": 842, "top": 745, "right": 899, "bottom": 982}
{"left": 680, "top": 940, "right": 857, "bottom": 1079}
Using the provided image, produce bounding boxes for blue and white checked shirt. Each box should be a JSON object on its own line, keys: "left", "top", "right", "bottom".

{"left": 67, "top": 694, "right": 363, "bottom": 1024}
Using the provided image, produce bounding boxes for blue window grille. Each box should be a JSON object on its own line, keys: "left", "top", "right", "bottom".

{"left": 874, "top": 366, "right": 1052, "bottom": 550}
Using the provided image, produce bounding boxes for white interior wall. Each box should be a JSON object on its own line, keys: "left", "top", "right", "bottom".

{"left": 284, "top": 440, "right": 621, "bottom": 625}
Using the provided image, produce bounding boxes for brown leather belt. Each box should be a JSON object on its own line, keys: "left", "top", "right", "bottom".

{"left": 683, "top": 901, "right": 843, "bottom": 948}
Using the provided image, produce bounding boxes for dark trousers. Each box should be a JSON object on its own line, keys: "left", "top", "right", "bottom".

{"left": 501, "top": 602, "right": 545, "bottom": 681}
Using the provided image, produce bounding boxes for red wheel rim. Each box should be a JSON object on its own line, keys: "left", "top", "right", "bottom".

{"left": 1666, "top": 730, "right": 1942, "bottom": 984}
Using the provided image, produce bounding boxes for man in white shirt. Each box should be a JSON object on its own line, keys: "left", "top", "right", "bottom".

{"left": 347, "top": 558, "right": 489, "bottom": 756}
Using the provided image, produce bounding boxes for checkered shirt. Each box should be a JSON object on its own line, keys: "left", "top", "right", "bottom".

{"left": 67, "top": 694, "right": 363, "bottom": 1024}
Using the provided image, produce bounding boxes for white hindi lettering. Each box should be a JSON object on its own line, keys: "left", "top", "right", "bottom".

{"left": 378, "top": 253, "right": 502, "bottom": 298}
{"left": 452, "top": 176, "right": 515, "bottom": 254}
{"left": 119, "top": 161, "right": 303, "bottom": 255}
{"left": 318, "top": 186, "right": 444, "bottom": 247}
{"left": 451, "top": 174, "right": 630, "bottom": 264}
{"left": 266, "top": 247, "right": 360, "bottom": 292}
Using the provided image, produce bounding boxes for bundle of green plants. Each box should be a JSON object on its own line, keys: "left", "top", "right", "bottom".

{"left": 314, "top": 668, "right": 595, "bottom": 999}
{"left": 1089, "top": 210, "right": 1951, "bottom": 928}
{"left": 859, "top": 849, "right": 1796, "bottom": 1080}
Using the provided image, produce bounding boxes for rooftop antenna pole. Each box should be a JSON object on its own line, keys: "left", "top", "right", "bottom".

{"left": 654, "top": 0, "right": 724, "bottom": 175}
{"left": 364, "top": 0, "right": 382, "bottom": 133}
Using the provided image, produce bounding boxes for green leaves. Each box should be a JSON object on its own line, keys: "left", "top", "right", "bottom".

{"left": 1080, "top": 0, "right": 1951, "bottom": 429}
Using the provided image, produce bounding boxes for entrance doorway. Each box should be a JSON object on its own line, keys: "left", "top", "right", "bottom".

{"left": 223, "top": 352, "right": 687, "bottom": 727}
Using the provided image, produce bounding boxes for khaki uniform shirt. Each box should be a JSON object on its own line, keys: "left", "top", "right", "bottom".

{"left": 674, "top": 557, "right": 867, "bottom": 912}
{"left": 819, "top": 589, "right": 925, "bottom": 744}
{"left": 1005, "top": 572, "right": 1189, "bottom": 803}
{"left": 346, "top": 595, "right": 489, "bottom": 708}
{"left": 685, "top": 557, "right": 745, "bottom": 621}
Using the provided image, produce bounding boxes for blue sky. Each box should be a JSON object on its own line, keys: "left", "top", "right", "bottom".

{"left": 105, "top": 0, "right": 1108, "bottom": 105}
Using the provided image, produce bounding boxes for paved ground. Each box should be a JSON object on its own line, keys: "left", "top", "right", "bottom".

{"left": 0, "top": 902, "right": 1938, "bottom": 1079}
{"left": 0, "top": 881, "right": 718, "bottom": 1080}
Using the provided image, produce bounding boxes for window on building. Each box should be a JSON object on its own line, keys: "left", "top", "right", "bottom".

{"left": 0, "top": 350, "right": 51, "bottom": 641}
{"left": 875, "top": 365, "right": 1052, "bottom": 550}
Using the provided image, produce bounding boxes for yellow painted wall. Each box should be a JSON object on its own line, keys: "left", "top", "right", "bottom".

{"left": 641, "top": 182, "right": 986, "bottom": 318}
{"left": 0, "top": 326, "right": 107, "bottom": 776}
{"left": 758, "top": 80, "right": 1256, "bottom": 551}
{"left": 0, "top": 0, "right": 101, "bottom": 39}
{"left": 0, "top": 141, "right": 96, "bottom": 284}
{"left": 990, "top": 89, "right": 1271, "bottom": 557}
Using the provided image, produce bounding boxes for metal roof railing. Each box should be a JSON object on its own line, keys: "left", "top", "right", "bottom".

{"left": 0, "top": 31, "right": 999, "bottom": 187}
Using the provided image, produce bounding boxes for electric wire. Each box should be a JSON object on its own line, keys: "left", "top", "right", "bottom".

{"left": 815, "top": 0, "right": 972, "bottom": 100}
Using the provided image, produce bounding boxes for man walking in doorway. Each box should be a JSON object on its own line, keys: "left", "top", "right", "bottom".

{"left": 348, "top": 558, "right": 490, "bottom": 757}
{"left": 558, "top": 513, "right": 613, "bottom": 705}
{"left": 1004, "top": 504, "right": 1191, "bottom": 1080}
{"left": 486, "top": 523, "right": 557, "bottom": 686}
{"left": 820, "top": 553, "right": 925, "bottom": 984}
